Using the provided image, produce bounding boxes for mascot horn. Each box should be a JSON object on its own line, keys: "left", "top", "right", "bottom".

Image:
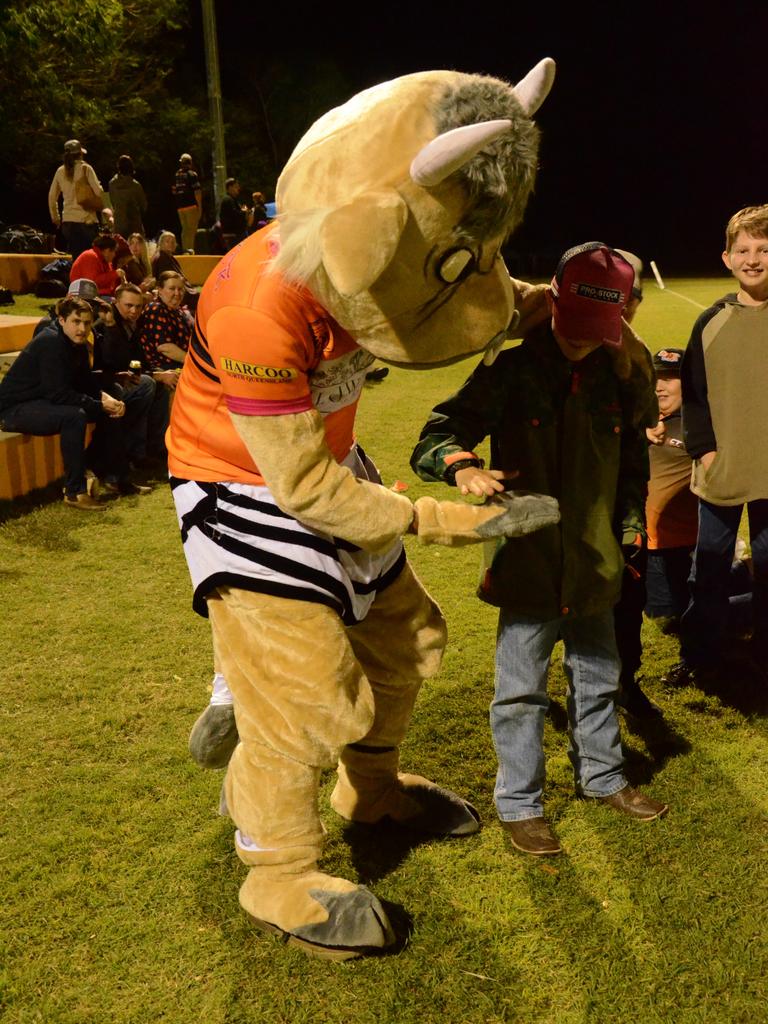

{"left": 169, "top": 59, "right": 559, "bottom": 960}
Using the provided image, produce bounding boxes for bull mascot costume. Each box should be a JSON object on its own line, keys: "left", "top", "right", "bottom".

{"left": 169, "top": 60, "right": 560, "bottom": 959}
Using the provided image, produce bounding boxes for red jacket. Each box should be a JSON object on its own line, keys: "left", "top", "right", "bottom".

{"left": 70, "top": 247, "right": 120, "bottom": 296}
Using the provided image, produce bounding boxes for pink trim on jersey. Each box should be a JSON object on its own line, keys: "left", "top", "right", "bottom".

{"left": 224, "top": 394, "right": 314, "bottom": 416}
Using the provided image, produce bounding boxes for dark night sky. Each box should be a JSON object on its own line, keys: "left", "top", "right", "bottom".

{"left": 210, "top": 2, "right": 767, "bottom": 274}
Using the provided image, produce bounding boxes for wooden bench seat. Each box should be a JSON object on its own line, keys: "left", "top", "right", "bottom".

{"left": 0, "top": 429, "right": 66, "bottom": 500}
{"left": 0, "top": 315, "right": 41, "bottom": 354}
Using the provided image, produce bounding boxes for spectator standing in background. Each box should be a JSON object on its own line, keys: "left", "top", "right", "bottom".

{"left": 172, "top": 153, "right": 202, "bottom": 254}
{"left": 664, "top": 205, "right": 768, "bottom": 686}
{"left": 249, "top": 191, "right": 268, "bottom": 233}
{"left": 609, "top": 250, "right": 661, "bottom": 719}
{"left": 108, "top": 155, "right": 147, "bottom": 238}
{"left": 219, "top": 178, "right": 249, "bottom": 250}
{"left": 48, "top": 140, "right": 103, "bottom": 260}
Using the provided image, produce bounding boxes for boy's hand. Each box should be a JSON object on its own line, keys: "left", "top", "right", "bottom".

{"left": 454, "top": 467, "right": 515, "bottom": 497}
{"left": 412, "top": 491, "right": 560, "bottom": 547}
{"left": 646, "top": 420, "right": 666, "bottom": 445}
{"left": 700, "top": 450, "right": 717, "bottom": 471}
{"left": 621, "top": 531, "right": 645, "bottom": 580}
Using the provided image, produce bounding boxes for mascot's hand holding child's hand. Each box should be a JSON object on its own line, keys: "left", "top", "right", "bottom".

{"left": 412, "top": 490, "right": 560, "bottom": 546}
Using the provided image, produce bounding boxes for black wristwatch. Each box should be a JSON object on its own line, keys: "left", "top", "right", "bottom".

{"left": 444, "top": 457, "right": 484, "bottom": 486}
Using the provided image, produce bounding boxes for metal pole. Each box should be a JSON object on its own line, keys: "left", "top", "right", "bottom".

{"left": 201, "top": 0, "right": 227, "bottom": 212}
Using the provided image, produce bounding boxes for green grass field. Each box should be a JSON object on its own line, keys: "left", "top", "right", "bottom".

{"left": 2, "top": 278, "right": 766, "bottom": 1024}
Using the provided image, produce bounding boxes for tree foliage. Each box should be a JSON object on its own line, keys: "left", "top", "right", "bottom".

{"left": 0, "top": 0, "right": 209, "bottom": 227}
{"left": 0, "top": 1, "right": 356, "bottom": 232}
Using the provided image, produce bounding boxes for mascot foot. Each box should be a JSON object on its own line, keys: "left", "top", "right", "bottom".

{"left": 332, "top": 769, "right": 480, "bottom": 837}
{"left": 188, "top": 704, "right": 239, "bottom": 769}
{"left": 240, "top": 870, "right": 395, "bottom": 961}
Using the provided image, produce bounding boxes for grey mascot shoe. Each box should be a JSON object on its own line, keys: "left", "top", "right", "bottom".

{"left": 247, "top": 886, "right": 396, "bottom": 961}
{"left": 188, "top": 704, "right": 239, "bottom": 769}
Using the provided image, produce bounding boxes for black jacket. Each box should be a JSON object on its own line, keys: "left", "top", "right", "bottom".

{"left": 100, "top": 308, "right": 143, "bottom": 377}
{"left": 0, "top": 321, "right": 102, "bottom": 416}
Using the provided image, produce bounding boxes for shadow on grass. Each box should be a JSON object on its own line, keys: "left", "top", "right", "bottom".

{"left": 548, "top": 694, "right": 693, "bottom": 787}
{"left": 622, "top": 715, "right": 692, "bottom": 786}
{"left": 342, "top": 817, "right": 439, "bottom": 885}
{"left": 194, "top": 818, "right": 416, "bottom": 957}
{"left": 651, "top": 641, "right": 768, "bottom": 719}
{"left": 0, "top": 480, "right": 64, "bottom": 524}
{"left": 0, "top": 487, "right": 125, "bottom": 551}
{"left": 682, "top": 678, "right": 768, "bottom": 719}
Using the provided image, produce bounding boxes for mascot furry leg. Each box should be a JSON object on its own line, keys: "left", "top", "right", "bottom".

{"left": 210, "top": 563, "right": 465, "bottom": 959}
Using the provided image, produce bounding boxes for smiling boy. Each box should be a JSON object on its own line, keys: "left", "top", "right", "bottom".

{"left": 668, "top": 206, "right": 768, "bottom": 683}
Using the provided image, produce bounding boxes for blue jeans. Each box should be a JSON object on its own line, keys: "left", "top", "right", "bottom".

{"left": 680, "top": 499, "right": 768, "bottom": 664}
{"left": 647, "top": 545, "right": 753, "bottom": 634}
{"left": 111, "top": 375, "right": 155, "bottom": 462}
{"left": 491, "top": 609, "right": 626, "bottom": 821}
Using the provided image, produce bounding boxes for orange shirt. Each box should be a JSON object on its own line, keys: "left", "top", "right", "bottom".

{"left": 645, "top": 412, "right": 698, "bottom": 549}
{"left": 168, "top": 227, "right": 373, "bottom": 484}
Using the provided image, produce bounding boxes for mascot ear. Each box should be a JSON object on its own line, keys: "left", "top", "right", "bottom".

{"left": 320, "top": 190, "right": 408, "bottom": 297}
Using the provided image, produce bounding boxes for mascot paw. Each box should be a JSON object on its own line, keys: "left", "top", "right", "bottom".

{"left": 475, "top": 490, "right": 560, "bottom": 539}
{"left": 241, "top": 873, "right": 395, "bottom": 961}
{"left": 332, "top": 771, "right": 481, "bottom": 837}
{"left": 414, "top": 492, "right": 559, "bottom": 546}
{"left": 188, "top": 704, "right": 239, "bottom": 769}
{"left": 386, "top": 774, "right": 481, "bottom": 836}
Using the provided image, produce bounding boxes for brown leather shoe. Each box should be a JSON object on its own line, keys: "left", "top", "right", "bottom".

{"left": 63, "top": 492, "right": 106, "bottom": 511}
{"left": 596, "top": 785, "right": 668, "bottom": 821}
{"left": 500, "top": 816, "right": 562, "bottom": 855}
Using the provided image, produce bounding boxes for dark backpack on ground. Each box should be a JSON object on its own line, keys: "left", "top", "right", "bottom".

{"left": 34, "top": 279, "right": 67, "bottom": 298}
{"left": 34, "top": 256, "right": 72, "bottom": 298}
{"left": 0, "top": 224, "right": 46, "bottom": 254}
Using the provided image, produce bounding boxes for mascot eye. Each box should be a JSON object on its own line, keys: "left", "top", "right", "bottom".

{"left": 438, "top": 248, "right": 475, "bottom": 283}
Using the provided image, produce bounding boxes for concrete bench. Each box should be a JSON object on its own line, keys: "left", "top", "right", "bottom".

{"left": 0, "top": 252, "right": 222, "bottom": 293}
{"left": 176, "top": 254, "right": 222, "bottom": 285}
{"left": 0, "top": 254, "right": 61, "bottom": 293}
{"left": 0, "top": 315, "right": 41, "bottom": 354}
{"left": 0, "top": 429, "right": 65, "bottom": 500}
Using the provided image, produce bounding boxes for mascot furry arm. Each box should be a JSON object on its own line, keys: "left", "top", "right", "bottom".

{"left": 231, "top": 407, "right": 558, "bottom": 550}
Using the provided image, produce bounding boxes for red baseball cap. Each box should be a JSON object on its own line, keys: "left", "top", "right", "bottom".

{"left": 550, "top": 243, "right": 634, "bottom": 347}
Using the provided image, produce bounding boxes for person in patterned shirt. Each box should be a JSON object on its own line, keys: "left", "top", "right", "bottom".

{"left": 134, "top": 270, "right": 190, "bottom": 457}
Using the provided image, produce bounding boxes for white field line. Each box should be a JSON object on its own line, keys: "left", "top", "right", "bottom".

{"left": 657, "top": 287, "right": 707, "bottom": 311}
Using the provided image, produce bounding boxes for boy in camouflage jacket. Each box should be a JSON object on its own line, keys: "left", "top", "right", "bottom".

{"left": 412, "top": 243, "right": 668, "bottom": 856}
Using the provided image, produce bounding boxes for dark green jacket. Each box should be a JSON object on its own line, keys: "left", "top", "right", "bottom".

{"left": 411, "top": 325, "right": 656, "bottom": 618}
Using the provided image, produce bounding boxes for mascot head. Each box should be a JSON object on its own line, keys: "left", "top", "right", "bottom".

{"left": 274, "top": 60, "right": 555, "bottom": 366}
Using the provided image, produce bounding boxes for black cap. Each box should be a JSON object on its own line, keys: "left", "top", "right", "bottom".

{"left": 653, "top": 347, "right": 684, "bottom": 375}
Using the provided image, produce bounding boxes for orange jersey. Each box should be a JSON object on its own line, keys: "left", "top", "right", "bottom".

{"left": 168, "top": 227, "right": 374, "bottom": 484}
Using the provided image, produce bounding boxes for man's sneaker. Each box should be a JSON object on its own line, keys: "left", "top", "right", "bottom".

{"left": 104, "top": 479, "right": 152, "bottom": 496}
{"left": 63, "top": 492, "right": 106, "bottom": 511}
{"left": 661, "top": 661, "right": 720, "bottom": 687}
{"left": 594, "top": 785, "right": 668, "bottom": 821}
{"left": 500, "top": 816, "right": 562, "bottom": 856}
